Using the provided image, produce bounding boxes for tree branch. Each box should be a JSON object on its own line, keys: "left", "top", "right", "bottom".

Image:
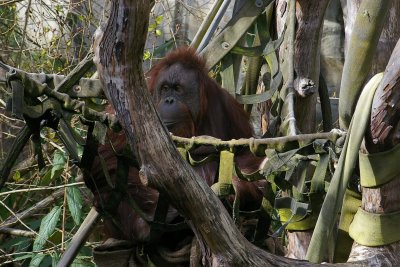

{"left": 93, "top": 0, "right": 311, "bottom": 266}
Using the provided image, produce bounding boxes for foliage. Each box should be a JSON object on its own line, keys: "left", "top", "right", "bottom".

{"left": 1, "top": 0, "right": 378, "bottom": 265}
{"left": 0, "top": 1, "right": 202, "bottom": 265}
{"left": 0, "top": 123, "right": 95, "bottom": 265}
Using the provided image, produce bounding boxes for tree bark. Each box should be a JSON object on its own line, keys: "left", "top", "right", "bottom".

{"left": 276, "top": 0, "right": 329, "bottom": 259}
{"left": 349, "top": 37, "right": 400, "bottom": 265}
{"left": 92, "top": 0, "right": 397, "bottom": 266}
{"left": 93, "top": 0, "right": 310, "bottom": 266}
{"left": 292, "top": 0, "right": 330, "bottom": 134}
{"left": 341, "top": 2, "right": 400, "bottom": 263}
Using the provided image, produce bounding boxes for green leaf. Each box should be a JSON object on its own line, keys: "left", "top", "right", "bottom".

{"left": 155, "top": 15, "right": 164, "bottom": 25}
{"left": 71, "top": 256, "right": 95, "bottom": 267}
{"left": 0, "top": 236, "right": 29, "bottom": 251}
{"left": 148, "top": 22, "right": 157, "bottom": 32}
{"left": 66, "top": 186, "right": 83, "bottom": 225}
{"left": 51, "top": 150, "right": 67, "bottom": 180}
{"left": 33, "top": 206, "right": 61, "bottom": 251}
{"left": 52, "top": 150, "right": 67, "bottom": 169}
{"left": 52, "top": 253, "right": 60, "bottom": 267}
{"left": 29, "top": 253, "right": 45, "bottom": 267}
{"left": 155, "top": 29, "right": 162, "bottom": 36}
{"left": 40, "top": 169, "right": 52, "bottom": 186}
{"left": 13, "top": 254, "right": 33, "bottom": 262}
{"left": 30, "top": 206, "right": 61, "bottom": 266}
{"left": 12, "top": 170, "right": 22, "bottom": 182}
{"left": 55, "top": 5, "right": 62, "bottom": 13}
{"left": 143, "top": 50, "right": 151, "bottom": 60}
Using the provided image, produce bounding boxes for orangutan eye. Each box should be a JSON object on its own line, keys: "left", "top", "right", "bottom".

{"left": 175, "top": 84, "right": 182, "bottom": 92}
{"left": 161, "top": 85, "right": 169, "bottom": 91}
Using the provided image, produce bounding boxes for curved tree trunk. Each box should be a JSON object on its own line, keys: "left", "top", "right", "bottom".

{"left": 92, "top": 0, "right": 400, "bottom": 266}
{"left": 348, "top": 36, "right": 400, "bottom": 265}
{"left": 93, "top": 0, "right": 310, "bottom": 266}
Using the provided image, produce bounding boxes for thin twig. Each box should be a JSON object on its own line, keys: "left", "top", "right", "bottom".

{"left": 0, "top": 199, "right": 39, "bottom": 237}
{"left": 0, "top": 0, "right": 26, "bottom": 6}
{"left": 1, "top": 175, "right": 84, "bottom": 229}
{"left": 0, "top": 227, "right": 36, "bottom": 238}
{"left": 0, "top": 182, "right": 84, "bottom": 197}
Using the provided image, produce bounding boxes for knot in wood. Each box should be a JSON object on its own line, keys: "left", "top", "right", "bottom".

{"left": 295, "top": 77, "right": 317, "bottom": 97}
{"left": 139, "top": 166, "right": 149, "bottom": 186}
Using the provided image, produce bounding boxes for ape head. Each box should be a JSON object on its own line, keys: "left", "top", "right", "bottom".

{"left": 147, "top": 47, "right": 253, "bottom": 140}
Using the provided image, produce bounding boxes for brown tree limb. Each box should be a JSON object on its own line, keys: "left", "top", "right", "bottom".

{"left": 0, "top": 227, "right": 36, "bottom": 238}
{"left": 276, "top": 0, "right": 330, "bottom": 259}
{"left": 293, "top": 0, "right": 330, "bottom": 134}
{"left": 92, "top": 0, "right": 382, "bottom": 266}
{"left": 93, "top": 0, "right": 314, "bottom": 266}
{"left": 0, "top": 125, "right": 31, "bottom": 190}
{"left": 367, "top": 39, "right": 400, "bottom": 152}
